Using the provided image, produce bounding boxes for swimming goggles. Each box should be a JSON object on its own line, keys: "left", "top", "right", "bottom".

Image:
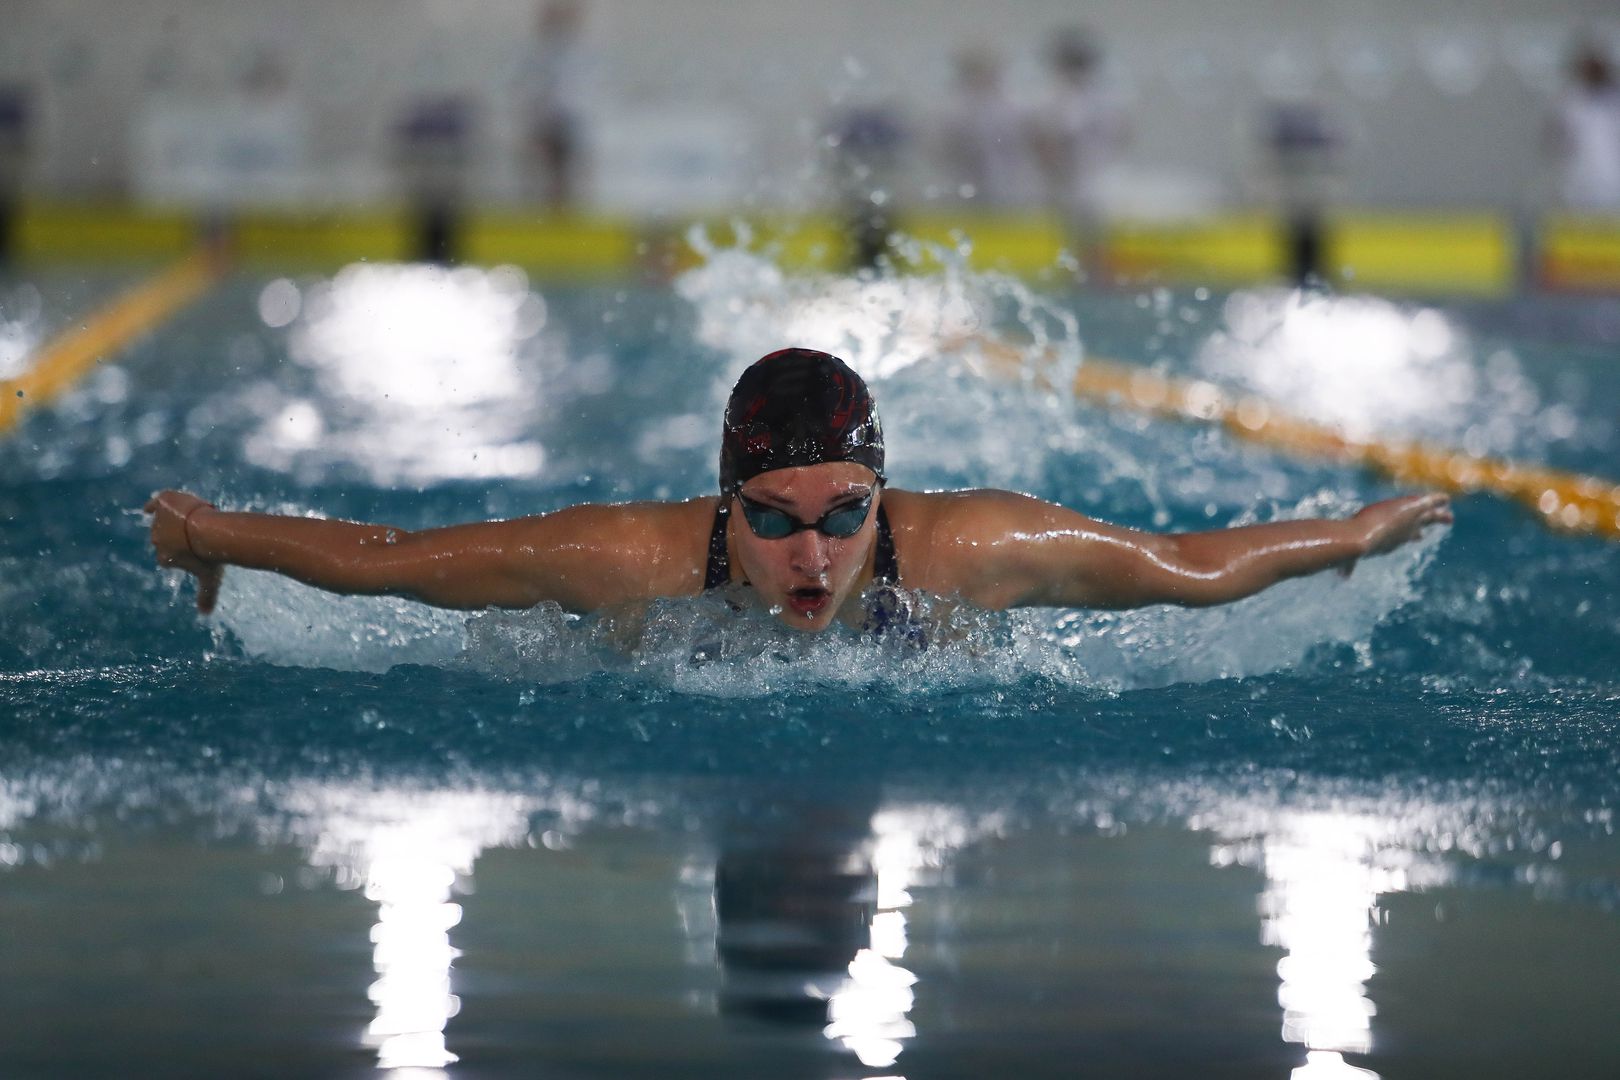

{"left": 735, "top": 491, "right": 875, "bottom": 540}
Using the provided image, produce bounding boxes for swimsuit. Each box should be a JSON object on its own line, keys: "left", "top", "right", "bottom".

{"left": 702, "top": 500, "right": 924, "bottom": 647}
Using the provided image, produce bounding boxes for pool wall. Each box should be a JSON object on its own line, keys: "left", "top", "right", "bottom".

{"left": 11, "top": 202, "right": 1620, "bottom": 296}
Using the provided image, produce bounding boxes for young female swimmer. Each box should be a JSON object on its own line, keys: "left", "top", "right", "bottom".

{"left": 147, "top": 348, "right": 1452, "bottom": 633}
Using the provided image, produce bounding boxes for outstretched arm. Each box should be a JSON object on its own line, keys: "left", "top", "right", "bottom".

{"left": 930, "top": 490, "right": 1451, "bottom": 611}
{"left": 145, "top": 489, "right": 707, "bottom": 615}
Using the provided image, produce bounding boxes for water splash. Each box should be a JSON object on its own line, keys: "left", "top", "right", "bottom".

{"left": 202, "top": 495, "right": 1439, "bottom": 695}
{"left": 676, "top": 225, "right": 1081, "bottom": 395}
{"left": 212, "top": 566, "right": 467, "bottom": 674}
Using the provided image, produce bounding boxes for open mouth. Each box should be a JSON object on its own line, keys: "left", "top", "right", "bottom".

{"left": 786, "top": 586, "right": 831, "bottom": 617}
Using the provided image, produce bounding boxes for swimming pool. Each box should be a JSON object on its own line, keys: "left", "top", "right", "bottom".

{"left": 2, "top": 251, "right": 1618, "bottom": 1078}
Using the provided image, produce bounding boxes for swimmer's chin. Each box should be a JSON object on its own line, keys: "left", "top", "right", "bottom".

{"left": 767, "top": 588, "right": 843, "bottom": 633}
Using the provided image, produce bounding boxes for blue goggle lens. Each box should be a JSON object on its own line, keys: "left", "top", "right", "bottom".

{"left": 738, "top": 493, "right": 873, "bottom": 540}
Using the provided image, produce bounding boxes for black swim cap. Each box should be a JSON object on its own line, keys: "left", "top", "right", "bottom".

{"left": 719, "top": 348, "right": 885, "bottom": 494}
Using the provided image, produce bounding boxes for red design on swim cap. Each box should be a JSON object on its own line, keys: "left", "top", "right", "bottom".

{"left": 826, "top": 371, "right": 854, "bottom": 433}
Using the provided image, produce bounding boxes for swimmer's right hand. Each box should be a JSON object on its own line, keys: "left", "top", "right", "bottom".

{"left": 144, "top": 490, "right": 223, "bottom": 615}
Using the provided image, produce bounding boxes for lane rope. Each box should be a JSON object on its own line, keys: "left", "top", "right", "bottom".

{"left": 0, "top": 247, "right": 228, "bottom": 436}
{"left": 961, "top": 335, "right": 1620, "bottom": 541}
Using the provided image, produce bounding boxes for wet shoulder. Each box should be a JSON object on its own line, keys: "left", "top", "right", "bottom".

{"left": 880, "top": 488, "right": 1033, "bottom": 594}
{"left": 530, "top": 496, "right": 719, "bottom": 599}
{"left": 887, "top": 488, "right": 1062, "bottom": 605}
{"left": 632, "top": 496, "right": 721, "bottom": 596}
{"left": 881, "top": 488, "right": 1036, "bottom": 535}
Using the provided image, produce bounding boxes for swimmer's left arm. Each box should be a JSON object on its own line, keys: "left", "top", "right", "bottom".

{"left": 939, "top": 490, "right": 1451, "bottom": 610}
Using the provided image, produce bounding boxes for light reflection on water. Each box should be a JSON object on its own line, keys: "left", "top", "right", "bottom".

{"left": 1195, "top": 288, "right": 1573, "bottom": 460}
{"left": 1254, "top": 814, "right": 1424, "bottom": 1080}
{"left": 210, "top": 775, "right": 1561, "bottom": 1074}
{"left": 243, "top": 262, "right": 549, "bottom": 485}
{"left": 819, "top": 808, "right": 937, "bottom": 1070}
{"left": 282, "top": 785, "right": 536, "bottom": 1073}
{"left": 0, "top": 740, "right": 1613, "bottom": 1075}
{"left": 0, "top": 283, "right": 43, "bottom": 380}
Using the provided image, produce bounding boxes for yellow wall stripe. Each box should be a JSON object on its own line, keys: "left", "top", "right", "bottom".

{"left": 1540, "top": 215, "right": 1620, "bottom": 291}
{"left": 233, "top": 211, "right": 415, "bottom": 268}
{"left": 0, "top": 248, "right": 227, "bottom": 435}
{"left": 1327, "top": 213, "right": 1514, "bottom": 297}
{"left": 15, "top": 202, "right": 198, "bottom": 263}
{"left": 10, "top": 201, "right": 1614, "bottom": 298}
{"left": 674, "top": 216, "right": 851, "bottom": 274}
{"left": 461, "top": 214, "right": 639, "bottom": 278}
{"left": 1107, "top": 215, "right": 1286, "bottom": 285}
{"left": 898, "top": 212, "right": 1070, "bottom": 275}
{"left": 966, "top": 336, "right": 1620, "bottom": 542}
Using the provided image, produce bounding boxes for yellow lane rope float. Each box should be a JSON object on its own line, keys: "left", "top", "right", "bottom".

{"left": 0, "top": 247, "right": 228, "bottom": 435}
{"left": 961, "top": 335, "right": 1620, "bottom": 541}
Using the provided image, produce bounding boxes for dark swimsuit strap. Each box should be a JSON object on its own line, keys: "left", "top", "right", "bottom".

{"left": 702, "top": 498, "right": 900, "bottom": 590}
{"left": 872, "top": 504, "right": 899, "bottom": 586}
{"left": 703, "top": 500, "right": 733, "bottom": 590}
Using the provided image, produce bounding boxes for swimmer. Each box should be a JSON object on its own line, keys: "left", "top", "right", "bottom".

{"left": 146, "top": 348, "right": 1451, "bottom": 631}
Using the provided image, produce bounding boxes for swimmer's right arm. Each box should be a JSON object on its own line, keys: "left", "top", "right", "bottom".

{"left": 145, "top": 490, "right": 707, "bottom": 615}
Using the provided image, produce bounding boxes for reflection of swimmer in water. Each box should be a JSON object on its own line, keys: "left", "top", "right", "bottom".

{"left": 147, "top": 348, "right": 1451, "bottom": 634}
{"left": 712, "top": 792, "right": 881, "bottom": 1028}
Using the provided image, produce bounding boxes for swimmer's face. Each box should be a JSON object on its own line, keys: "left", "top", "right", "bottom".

{"left": 732, "top": 462, "right": 881, "bottom": 633}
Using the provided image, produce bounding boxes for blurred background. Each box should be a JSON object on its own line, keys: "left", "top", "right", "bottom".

{"left": 2, "top": 0, "right": 1618, "bottom": 293}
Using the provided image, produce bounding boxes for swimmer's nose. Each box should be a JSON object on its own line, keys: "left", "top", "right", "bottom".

{"left": 786, "top": 529, "right": 831, "bottom": 575}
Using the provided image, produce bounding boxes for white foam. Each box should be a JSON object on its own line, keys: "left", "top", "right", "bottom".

{"left": 210, "top": 503, "right": 1438, "bottom": 693}
{"left": 212, "top": 567, "right": 467, "bottom": 674}
{"left": 1060, "top": 513, "right": 1445, "bottom": 690}
{"left": 674, "top": 229, "right": 1082, "bottom": 419}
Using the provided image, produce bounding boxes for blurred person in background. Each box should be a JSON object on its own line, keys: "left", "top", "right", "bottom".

{"left": 513, "top": 0, "right": 592, "bottom": 209}
{"left": 940, "top": 47, "right": 1037, "bottom": 208}
{"left": 1546, "top": 37, "right": 1620, "bottom": 213}
{"left": 826, "top": 100, "right": 907, "bottom": 271}
{"left": 127, "top": 43, "right": 308, "bottom": 253}
{"left": 0, "top": 79, "right": 30, "bottom": 266}
{"left": 394, "top": 95, "right": 475, "bottom": 263}
{"left": 1258, "top": 99, "right": 1343, "bottom": 286}
{"left": 220, "top": 48, "right": 309, "bottom": 212}
{"left": 1030, "top": 27, "right": 1129, "bottom": 278}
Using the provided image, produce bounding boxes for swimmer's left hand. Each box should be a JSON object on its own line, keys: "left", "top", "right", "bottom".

{"left": 1339, "top": 492, "right": 1453, "bottom": 576}
{"left": 1357, "top": 492, "right": 1453, "bottom": 553}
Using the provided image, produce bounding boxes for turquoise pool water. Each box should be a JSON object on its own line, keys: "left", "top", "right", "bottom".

{"left": 2, "top": 255, "right": 1618, "bottom": 1078}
